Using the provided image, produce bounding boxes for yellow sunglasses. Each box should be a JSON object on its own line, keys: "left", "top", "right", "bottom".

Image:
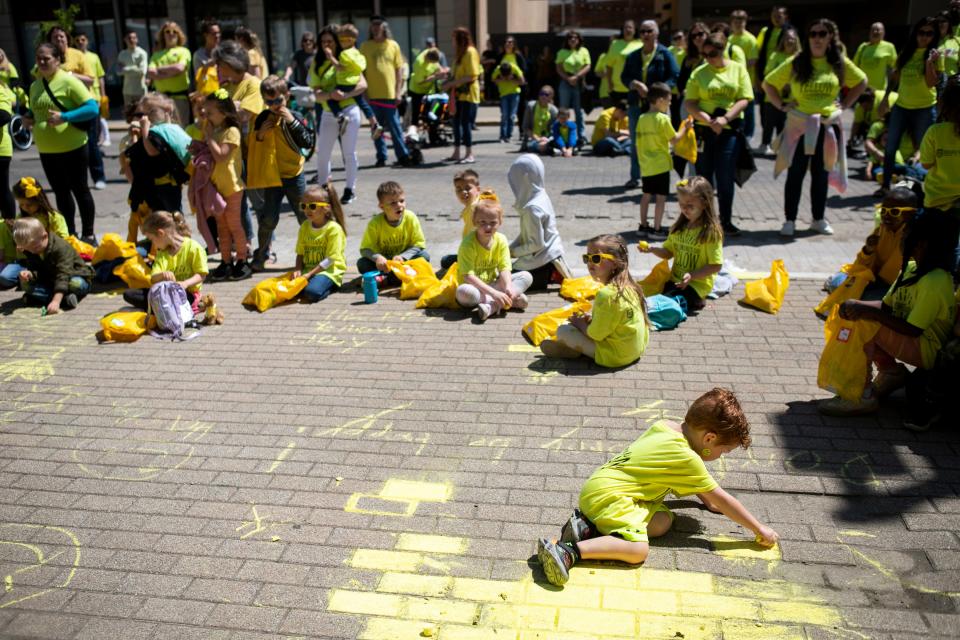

{"left": 300, "top": 201, "right": 331, "bottom": 211}
{"left": 875, "top": 204, "right": 917, "bottom": 218}
{"left": 582, "top": 252, "right": 616, "bottom": 265}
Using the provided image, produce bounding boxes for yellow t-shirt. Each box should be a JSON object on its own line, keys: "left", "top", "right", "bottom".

{"left": 151, "top": 237, "right": 208, "bottom": 293}
{"left": 248, "top": 48, "right": 269, "bottom": 79}
{"left": 28, "top": 70, "right": 92, "bottom": 153}
{"left": 591, "top": 106, "right": 628, "bottom": 145}
{"left": 210, "top": 126, "right": 243, "bottom": 196}
{"left": 586, "top": 284, "right": 649, "bottom": 368}
{"left": 555, "top": 47, "right": 591, "bottom": 75}
{"left": 452, "top": 47, "right": 482, "bottom": 104}
{"left": 83, "top": 51, "right": 105, "bottom": 99}
{"left": 730, "top": 31, "right": 758, "bottom": 61}
{"left": 853, "top": 40, "right": 897, "bottom": 91}
{"left": 30, "top": 211, "right": 69, "bottom": 240}
{"left": 59, "top": 48, "right": 92, "bottom": 77}
{"left": 896, "top": 49, "right": 936, "bottom": 110}
{"left": 853, "top": 89, "right": 897, "bottom": 125}
{"left": 224, "top": 74, "right": 264, "bottom": 118}
{"left": 295, "top": 219, "right": 346, "bottom": 285}
{"left": 607, "top": 38, "right": 643, "bottom": 93}
{"left": 882, "top": 263, "right": 957, "bottom": 369}
{"left": 492, "top": 62, "right": 524, "bottom": 96}
{"left": 149, "top": 46, "right": 191, "bottom": 94}
{"left": 338, "top": 47, "right": 366, "bottom": 87}
{"left": 663, "top": 226, "right": 724, "bottom": 299}
{"left": 0, "top": 84, "right": 13, "bottom": 158}
{"left": 724, "top": 43, "right": 747, "bottom": 68}
{"left": 580, "top": 421, "right": 718, "bottom": 507}
{"left": 360, "top": 39, "right": 404, "bottom": 100}
{"left": 410, "top": 52, "right": 440, "bottom": 94}
{"left": 246, "top": 114, "right": 306, "bottom": 188}
{"left": 460, "top": 201, "right": 476, "bottom": 238}
{"left": 685, "top": 61, "right": 754, "bottom": 122}
{"left": 0, "top": 62, "right": 19, "bottom": 90}
{"left": 919, "top": 122, "right": 960, "bottom": 210}
{"left": 635, "top": 111, "right": 675, "bottom": 177}
{"left": 359, "top": 210, "right": 427, "bottom": 258}
{"left": 457, "top": 231, "right": 510, "bottom": 285}
{"left": 667, "top": 47, "right": 686, "bottom": 93}
{"left": 867, "top": 120, "right": 912, "bottom": 164}
{"left": 0, "top": 222, "right": 16, "bottom": 263}
{"left": 764, "top": 54, "right": 866, "bottom": 116}
{"left": 310, "top": 61, "right": 356, "bottom": 112}
{"left": 595, "top": 53, "right": 610, "bottom": 99}
{"left": 941, "top": 36, "right": 960, "bottom": 76}
{"left": 756, "top": 26, "right": 783, "bottom": 67}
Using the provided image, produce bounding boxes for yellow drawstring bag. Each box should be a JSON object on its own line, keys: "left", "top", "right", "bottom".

{"left": 66, "top": 236, "right": 96, "bottom": 261}
{"left": 113, "top": 256, "right": 153, "bottom": 289}
{"left": 559, "top": 275, "right": 602, "bottom": 301}
{"left": 387, "top": 257, "right": 439, "bottom": 300}
{"left": 93, "top": 233, "right": 139, "bottom": 264}
{"left": 522, "top": 300, "right": 592, "bottom": 346}
{"left": 416, "top": 263, "right": 460, "bottom": 309}
{"left": 242, "top": 272, "right": 309, "bottom": 312}
{"left": 99, "top": 311, "right": 153, "bottom": 342}
{"left": 740, "top": 259, "right": 789, "bottom": 314}
{"left": 640, "top": 259, "right": 672, "bottom": 296}
{"left": 817, "top": 306, "right": 880, "bottom": 401}
{"left": 195, "top": 64, "right": 219, "bottom": 96}
{"left": 814, "top": 263, "right": 875, "bottom": 319}
{"left": 673, "top": 116, "right": 698, "bottom": 164}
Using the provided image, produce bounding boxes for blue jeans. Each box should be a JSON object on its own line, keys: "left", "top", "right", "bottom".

{"left": 695, "top": 127, "right": 742, "bottom": 225}
{"left": 884, "top": 105, "right": 936, "bottom": 189}
{"left": 499, "top": 93, "right": 520, "bottom": 140}
{"left": 86, "top": 117, "right": 105, "bottom": 183}
{"left": 370, "top": 102, "right": 409, "bottom": 163}
{"left": 593, "top": 136, "right": 632, "bottom": 156}
{"left": 23, "top": 276, "right": 91, "bottom": 306}
{"left": 252, "top": 174, "right": 306, "bottom": 258}
{"left": 301, "top": 273, "right": 338, "bottom": 303}
{"left": 454, "top": 101, "right": 478, "bottom": 148}
{"left": 557, "top": 81, "right": 584, "bottom": 137}
{"left": 0, "top": 262, "right": 24, "bottom": 289}
{"left": 743, "top": 98, "right": 756, "bottom": 140}
{"left": 628, "top": 105, "right": 643, "bottom": 181}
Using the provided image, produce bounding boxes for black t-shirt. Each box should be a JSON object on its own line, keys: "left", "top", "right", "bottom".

{"left": 290, "top": 49, "right": 316, "bottom": 86}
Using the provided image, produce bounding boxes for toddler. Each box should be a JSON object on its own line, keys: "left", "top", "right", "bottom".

{"left": 324, "top": 24, "right": 381, "bottom": 138}
{"left": 441, "top": 169, "right": 481, "bottom": 270}
{"left": 12, "top": 217, "right": 94, "bottom": 314}
{"left": 537, "top": 388, "right": 779, "bottom": 587}
{"left": 293, "top": 183, "right": 347, "bottom": 303}
{"left": 358, "top": 181, "right": 429, "bottom": 286}
{"left": 550, "top": 108, "right": 578, "bottom": 157}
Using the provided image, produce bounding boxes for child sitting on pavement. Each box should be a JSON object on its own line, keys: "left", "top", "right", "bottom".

{"left": 12, "top": 217, "right": 94, "bottom": 314}
{"left": 358, "top": 181, "right": 429, "bottom": 287}
{"left": 441, "top": 169, "right": 481, "bottom": 270}
{"left": 550, "top": 108, "right": 578, "bottom": 157}
{"left": 536, "top": 387, "right": 779, "bottom": 587}
{"left": 293, "top": 183, "right": 347, "bottom": 303}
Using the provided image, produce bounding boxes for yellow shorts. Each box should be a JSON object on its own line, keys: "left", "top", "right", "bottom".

{"left": 579, "top": 492, "right": 673, "bottom": 543}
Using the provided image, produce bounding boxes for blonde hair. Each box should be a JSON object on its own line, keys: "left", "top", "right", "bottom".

{"left": 138, "top": 92, "right": 176, "bottom": 124}
{"left": 473, "top": 192, "right": 503, "bottom": 224}
{"left": 141, "top": 210, "right": 191, "bottom": 238}
{"left": 453, "top": 169, "right": 479, "bottom": 186}
{"left": 155, "top": 22, "right": 187, "bottom": 50}
{"left": 673, "top": 176, "right": 723, "bottom": 243}
{"left": 587, "top": 234, "right": 649, "bottom": 324}
{"left": 303, "top": 183, "right": 346, "bottom": 235}
{"left": 376, "top": 181, "right": 405, "bottom": 200}
{"left": 339, "top": 24, "right": 360, "bottom": 39}
{"left": 12, "top": 217, "right": 45, "bottom": 245}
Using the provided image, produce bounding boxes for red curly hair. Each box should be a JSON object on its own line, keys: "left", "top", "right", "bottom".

{"left": 685, "top": 388, "right": 751, "bottom": 448}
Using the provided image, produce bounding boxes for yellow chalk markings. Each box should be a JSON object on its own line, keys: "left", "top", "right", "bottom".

{"left": 345, "top": 479, "right": 452, "bottom": 518}
{"left": 236, "top": 504, "right": 291, "bottom": 541}
{"left": 0, "top": 523, "right": 81, "bottom": 608}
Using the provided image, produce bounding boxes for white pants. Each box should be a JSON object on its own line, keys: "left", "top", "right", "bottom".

{"left": 456, "top": 271, "right": 533, "bottom": 312}
{"left": 556, "top": 323, "right": 597, "bottom": 359}
{"left": 315, "top": 105, "right": 360, "bottom": 190}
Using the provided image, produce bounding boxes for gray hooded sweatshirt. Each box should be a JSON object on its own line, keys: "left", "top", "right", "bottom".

{"left": 508, "top": 154, "right": 565, "bottom": 271}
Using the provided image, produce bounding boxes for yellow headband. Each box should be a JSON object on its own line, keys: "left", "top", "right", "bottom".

{"left": 676, "top": 179, "right": 689, "bottom": 188}
{"left": 18, "top": 177, "right": 41, "bottom": 198}
{"left": 213, "top": 88, "right": 229, "bottom": 100}
{"left": 477, "top": 190, "right": 499, "bottom": 202}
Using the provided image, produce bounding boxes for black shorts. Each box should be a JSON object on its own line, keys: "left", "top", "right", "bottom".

{"left": 642, "top": 171, "right": 670, "bottom": 196}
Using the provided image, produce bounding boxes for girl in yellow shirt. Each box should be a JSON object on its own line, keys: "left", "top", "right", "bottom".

{"left": 293, "top": 184, "right": 347, "bottom": 303}
{"left": 541, "top": 234, "right": 650, "bottom": 367}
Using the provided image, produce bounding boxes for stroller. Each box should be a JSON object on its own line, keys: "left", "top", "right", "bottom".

{"left": 287, "top": 84, "right": 317, "bottom": 161}
{"left": 418, "top": 91, "right": 452, "bottom": 147}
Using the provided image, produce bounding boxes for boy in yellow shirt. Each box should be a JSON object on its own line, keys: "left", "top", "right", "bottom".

{"left": 358, "top": 181, "right": 429, "bottom": 286}
{"left": 441, "top": 169, "right": 481, "bottom": 270}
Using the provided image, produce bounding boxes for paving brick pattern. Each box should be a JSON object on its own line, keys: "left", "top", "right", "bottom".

{"left": 1, "top": 112, "right": 958, "bottom": 638}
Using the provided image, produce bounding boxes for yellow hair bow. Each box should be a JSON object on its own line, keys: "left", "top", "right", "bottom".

{"left": 477, "top": 189, "right": 499, "bottom": 202}
{"left": 213, "top": 88, "right": 229, "bottom": 100}
{"left": 676, "top": 179, "right": 689, "bottom": 188}
{"left": 18, "top": 177, "right": 41, "bottom": 198}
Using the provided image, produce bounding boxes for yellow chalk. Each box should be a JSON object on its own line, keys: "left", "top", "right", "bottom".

{"left": 397, "top": 533, "right": 467, "bottom": 554}
{"left": 380, "top": 479, "right": 451, "bottom": 502}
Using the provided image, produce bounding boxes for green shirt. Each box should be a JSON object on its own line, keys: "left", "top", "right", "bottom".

{"left": 149, "top": 47, "right": 191, "bottom": 94}
{"left": 35, "top": 211, "right": 69, "bottom": 240}
{"left": 607, "top": 38, "right": 643, "bottom": 93}
{"left": 853, "top": 40, "right": 897, "bottom": 91}
{"left": 556, "top": 47, "right": 591, "bottom": 75}
{"left": 83, "top": 51, "right": 105, "bottom": 99}
{"left": 457, "top": 231, "right": 510, "bottom": 286}
{"left": 585, "top": 284, "right": 650, "bottom": 368}
{"left": 730, "top": 31, "right": 758, "bottom": 61}
{"left": 724, "top": 43, "right": 747, "bottom": 67}
{"left": 360, "top": 210, "right": 426, "bottom": 259}
{"left": 28, "top": 69, "right": 92, "bottom": 153}
{"left": 940, "top": 36, "right": 960, "bottom": 76}
{"left": 337, "top": 47, "right": 366, "bottom": 87}
{"left": 919, "top": 122, "right": 960, "bottom": 210}
{"left": 764, "top": 54, "right": 866, "bottom": 116}
{"left": 295, "top": 220, "right": 346, "bottom": 286}
{"left": 309, "top": 61, "right": 356, "bottom": 112}
{"left": 868, "top": 120, "right": 911, "bottom": 164}
{"left": 685, "top": 61, "right": 753, "bottom": 122}
{"left": 0, "top": 62, "right": 18, "bottom": 89}
{"left": 756, "top": 26, "right": 783, "bottom": 67}
{"left": 410, "top": 52, "right": 440, "bottom": 94}
{"left": 0, "top": 84, "right": 13, "bottom": 158}
{"left": 663, "top": 226, "right": 723, "bottom": 299}
{"left": 492, "top": 62, "right": 524, "bottom": 96}
{"left": 882, "top": 263, "right": 956, "bottom": 369}
{"left": 151, "top": 237, "right": 208, "bottom": 293}
{"left": 595, "top": 53, "right": 610, "bottom": 98}
{"left": 635, "top": 111, "right": 675, "bottom": 177}
{"left": 853, "top": 89, "right": 896, "bottom": 125}
{"left": 895, "top": 49, "right": 936, "bottom": 110}
{"left": 532, "top": 103, "right": 552, "bottom": 137}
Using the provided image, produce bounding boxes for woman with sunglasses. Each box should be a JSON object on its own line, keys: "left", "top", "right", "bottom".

{"left": 147, "top": 22, "right": 192, "bottom": 126}
{"left": 676, "top": 22, "right": 710, "bottom": 125}
{"left": 877, "top": 17, "right": 941, "bottom": 196}
{"left": 521, "top": 85, "right": 558, "bottom": 155}
{"left": 762, "top": 19, "right": 866, "bottom": 238}
{"left": 684, "top": 34, "right": 754, "bottom": 236}
{"left": 555, "top": 31, "right": 591, "bottom": 142}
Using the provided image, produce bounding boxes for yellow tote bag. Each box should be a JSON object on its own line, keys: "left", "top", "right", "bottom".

{"left": 416, "top": 263, "right": 461, "bottom": 309}
{"left": 640, "top": 259, "right": 672, "bottom": 297}
{"left": 113, "top": 256, "right": 153, "bottom": 289}
{"left": 93, "top": 233, "right": 139, "bottom": 264}
{"left": 559, "top": 275, "right": 602, "bottom": 301}
{"left": 242, "top": 273, "right": 309, "bottom": 312}
{"left": 817, "top": 306, "right": 879, "bottom": 401}
{"left": 195, "top": 64, "right": 219, "bottom": 96}
{"left": 673, "top": 116, "right": 698, "bottom": 164}
{"left": 387, "top": 257, "right": 439, "bottom": 300}
{"left": 66, "top": 235, "right": 96, "bottom": 260}
{"left": 522, "top": 300, "right": 592, "bottom": 346}
{"left": 814, "top": 263, "right": 875, "bottom": 319}
{"left": 740, "top": 259, "right": 789, "bottom": 314}
{"left": 99, "top": 311, "right": 152, "bottom": 342}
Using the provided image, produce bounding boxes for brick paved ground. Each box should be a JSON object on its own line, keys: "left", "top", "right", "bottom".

{"left": 1, "top": 111, "right": 958, "bottom": 639}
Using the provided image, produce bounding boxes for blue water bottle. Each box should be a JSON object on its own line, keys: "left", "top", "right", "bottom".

{"left": 362, "top": 271, "right": 380, "bottom": 304}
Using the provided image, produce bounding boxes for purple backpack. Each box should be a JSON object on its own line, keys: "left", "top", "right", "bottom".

{"left": 147, "top": 281, "right": 199, "bottom": 340}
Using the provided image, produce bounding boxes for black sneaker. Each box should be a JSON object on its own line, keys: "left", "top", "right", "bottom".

{"left": 722, "top": 222, "right": 741, "bottom": 236}
{"left": 209, "top": 262, "right": 231, "bottom": 281}
{"left": 624, "top": 179, "right": 639, "bottom": 190}
{"left": 62, "top": 293, "right": 79, "bottom": 310}
{"left": 637, "top": 223, "right": 652, "bottom": 238}
{"left": 374, "top": 159, "right": 387, "bottom": 168}
{"left": 560, "top": 509, "right": 595, "bottom": 544}
{"left": 648, "top": 226, "right": 668, "bottom": 241}
{"left": 229, "top": 261, "right": 253, "bottom": 280}
{"left": 341, "top": 188, "right": 356, "bottom": 205}
{"left": 80, "top": 234, "right": 98, "bottom": 246}
{"left": 537, "top": 538, "right": 575, "bottom": 586}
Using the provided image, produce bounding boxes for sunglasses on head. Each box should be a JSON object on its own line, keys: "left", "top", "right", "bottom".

{"left": 300, "top": 201, "right": 331, "bottom": 211}
{"left": 582, "top": 252, "right": 616, "bottom": 265}
{"left": 809, "top": 29, "right": 830, "bottom": 38}
{"left": 875, "top": 204, "right": 917, "bottom": 218}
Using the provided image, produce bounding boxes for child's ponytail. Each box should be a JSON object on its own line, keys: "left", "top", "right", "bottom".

{"left": 589, "top": 234, "right": 650, "bottom": 325}
{"left": 324, "top": 182, "right": 347, "bottom": 235}
{"left": 141, "top": 210, "right": 191, "bottom": 239}
{"left": 171, "top": 211, "right": 192, "bottom": 238}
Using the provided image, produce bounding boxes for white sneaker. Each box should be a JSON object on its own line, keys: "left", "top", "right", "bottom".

{"left": 779, "top": 221, "right": 795, "bottom": 237}
{"left": 476, "top": 303, "right": 492, "bottom": 322}
{"left": 93, "top": 180, "right": 106, "bottom": 190}
{"left": 512, "top": 294, "right": 529, "bottom": 311}
{"left": 810, "top": 219, "right": 834, "bottom": 235}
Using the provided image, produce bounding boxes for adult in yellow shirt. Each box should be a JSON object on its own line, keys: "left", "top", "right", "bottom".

{"left": 754, "top": 6, "right": 789, "bottom": 151}
{"left": 235, "top": 27, "right": 269, "bottom": 78}
{"left": 0, "top": 83, "right": 14, "bottom": 220}
{"left": 853, "top": 23, "right": 898, "bottom": 92}
{"left": 877, "top": 17, "right": 940, "bottom": 193}
{"left": 148, "top": 22, "right": 192, "bottom": 126}
{"left": 603, "top": 20, "right": 641, "bottom": 102}
{"left": 361, "top": 18, "right": 412, "bottom": 167}
{"left": 73, "top": 31, "right": 107, "bottom": 190}
{"left": 919, "top": 79, "right": 960, "bottom": 218}
{"left": 762, "top": 19, "right": 866, "bottom": 237}
{"left": 442, "top": 27, "right": 481, "bottom": 164}
{"left": 555, "top": 31, "right": 591, "bottom": 141}
{"left": 591, "top": 101, "right": 630, "bottom": 156}
{"left": 756, "top": 27, "right": 800, "bottom": 155}
{"left": 730, "top": 10, "right": 759, "bottom": 140}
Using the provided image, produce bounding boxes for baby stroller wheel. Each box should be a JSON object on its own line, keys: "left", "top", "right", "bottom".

{"left": 9, "top": 115, "right": 32, "bottom": 150}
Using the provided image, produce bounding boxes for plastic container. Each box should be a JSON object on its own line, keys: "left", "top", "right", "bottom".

{"left": 362, "top": 271, "right": 380, "bottom": 304}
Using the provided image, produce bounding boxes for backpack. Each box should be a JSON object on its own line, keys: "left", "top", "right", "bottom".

{"left": 147, "top": 281, "right": 199, "bottom": 340}
{"left": 646, "top": 294, "right": 687, "bottom": 331}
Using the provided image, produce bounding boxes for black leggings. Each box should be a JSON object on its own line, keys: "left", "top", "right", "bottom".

{"left": 0, "top": 156, "right": 13, "bottom": 219}
{"left": 39, "top": 146, "right": 97, "bottom": 237}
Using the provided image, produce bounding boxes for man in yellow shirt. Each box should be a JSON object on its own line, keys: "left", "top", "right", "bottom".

{"left": 360, "top": 18, "right": 411, "bottom": 167}
{"left": 729, "top": 10, "right": 758, "bottom": 139}
{"left": 591, "top": 100, "right": 630, "bottom": 156}
{"left": 73, "top": 31, "right": 107, "bottom": 190}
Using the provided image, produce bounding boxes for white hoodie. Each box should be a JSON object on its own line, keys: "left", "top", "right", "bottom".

{"left": 508, "top": 154, "right": 565, "bottom": 271}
